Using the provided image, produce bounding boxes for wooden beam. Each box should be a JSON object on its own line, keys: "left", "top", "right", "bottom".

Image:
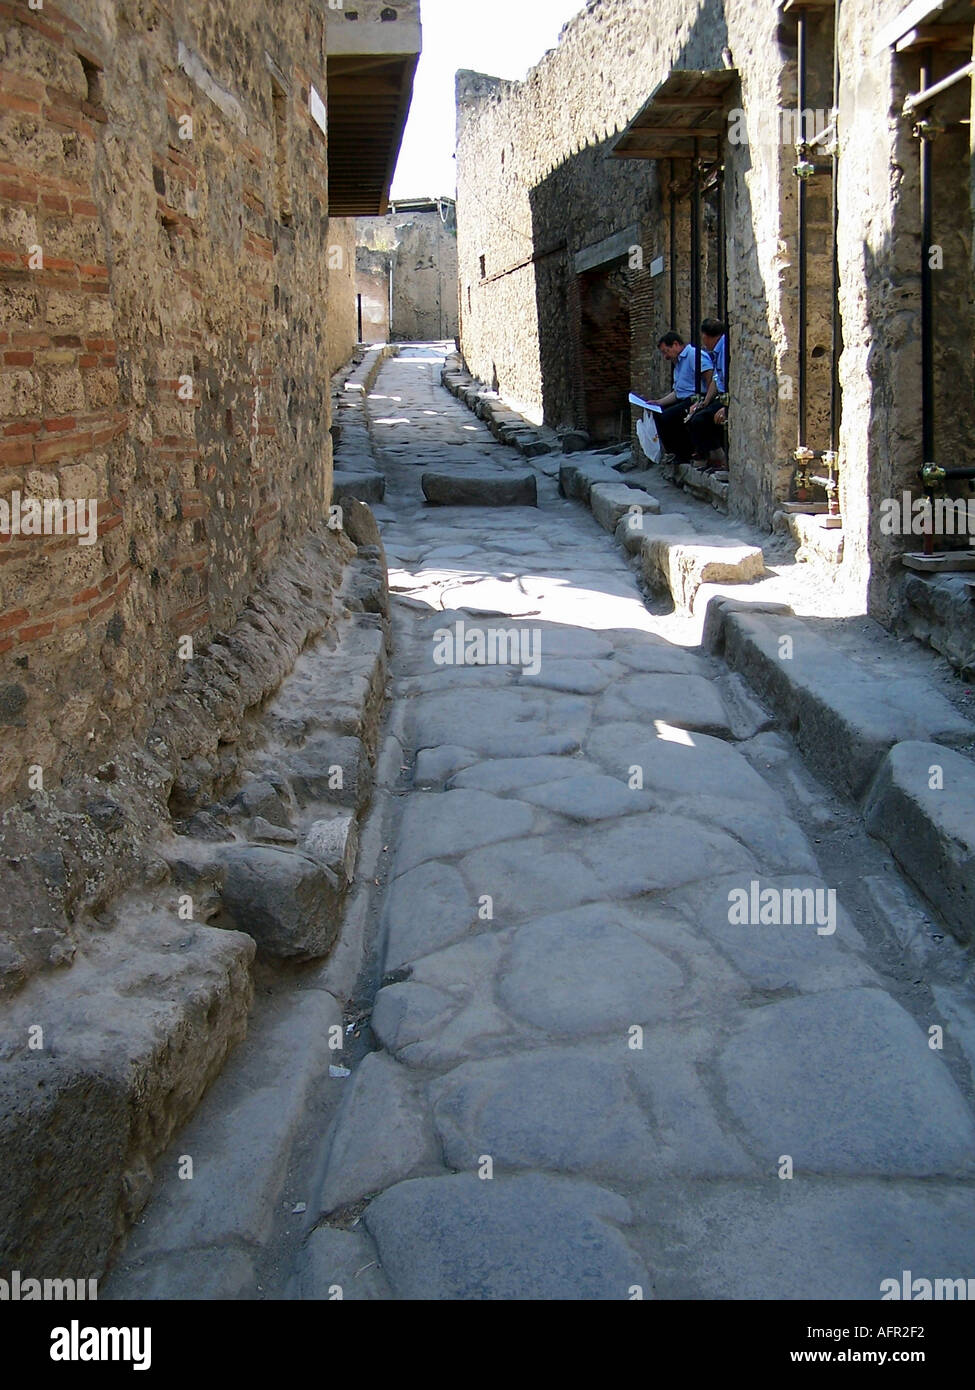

{"left": 896, "top": 23, "right": 974, "bottom": 51}
{"left": 642, "top": 96, "right": 732, "bottom": 109}
{"left": 619, "top": 123, "right": 725, "bottom": 138}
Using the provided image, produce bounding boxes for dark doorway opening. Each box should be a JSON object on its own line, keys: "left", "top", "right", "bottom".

{"left": 578, "top": 266, "right": 632, "bottom": 442}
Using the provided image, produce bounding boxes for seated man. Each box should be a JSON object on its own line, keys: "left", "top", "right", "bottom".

{"left": 686, "top": 318, "right": 728, "bottom": 468}
{"left": 649, "top": 330, "right": 714, "bottom": 465}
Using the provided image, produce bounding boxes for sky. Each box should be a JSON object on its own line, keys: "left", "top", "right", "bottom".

{"left": 390, "top": 0, "right": 585, "bottom": 201}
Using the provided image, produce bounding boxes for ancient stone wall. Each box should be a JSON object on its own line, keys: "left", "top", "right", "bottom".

{"left": 327, "top": 215, "right": 357, "bottom": 376}
{"left": 0, "top": 0, "right": 366, "bottom": 991}
{"left": 455, "top": 0, "right": 794, "bottom": 514}
{"left": 457, "top": 0, "right": 975, "bottom": 632}
{"left": 0, "top": 0, "right": 352, "bottom": 807}
{"left": 832, "top": 0, "right": 975, "bottom": 621}
{"left": 356, "top": 203, "right": 458, "bottom": 342}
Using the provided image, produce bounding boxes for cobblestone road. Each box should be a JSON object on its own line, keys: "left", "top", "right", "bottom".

{"left": 302, "top": 346, "right": 975, "bottom": 1301}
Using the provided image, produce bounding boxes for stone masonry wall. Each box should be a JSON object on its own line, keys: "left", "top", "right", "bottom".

{"left": 357, "top": 205, "right": 459, "bottom": 342}
{"left": 458, "top": 0, "right": 974, "bottom": 626}
{"left": 0, "top": 0, "right": 348, "bottom": 803}
{"left": 0, "top": 0, "right": 363, "bottom": 990}
{"left": 455, "top": 0, "right": 794, "bottom": 523}
{"left": 327, "top": 215, "right": 357, "bottom": 376}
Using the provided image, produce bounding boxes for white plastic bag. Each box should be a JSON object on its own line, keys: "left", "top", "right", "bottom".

{"left": 636, "top": 410, "right": 661, "bottom": 465}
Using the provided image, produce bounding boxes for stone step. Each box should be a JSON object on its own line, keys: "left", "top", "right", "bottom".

{"left": 589, "top": 482, "right": 660, "bottom": 534}
{"left": 709, "top": 605, "right": 975, "bottom": 800}
{"left": 864, "top": 741, "right": 975, "bottom": 946}
{"left": 640, "top": 530, "right": 765, "bottom": 610}
{"left": 0, "top": 912, "right": 255, "bottom": 1280}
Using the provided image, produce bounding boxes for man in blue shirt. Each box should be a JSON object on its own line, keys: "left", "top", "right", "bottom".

{"left": 649, "top": 330, "right": 714, "bottom": 464}
{"left": 687, "top": 319, "right": 728, "bottom": 467}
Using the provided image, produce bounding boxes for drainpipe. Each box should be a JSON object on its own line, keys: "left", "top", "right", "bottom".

{"left": 919, "top": 48, "right": 936, "bottom": 469}
{"left": 717, "top": 159, "right": 727, "bottom": 327}
{"left": 388, "top": 252, "right": 394, "bottom": 342}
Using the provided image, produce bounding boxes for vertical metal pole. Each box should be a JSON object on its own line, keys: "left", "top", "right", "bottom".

{"left": 692, "top": 140, "right": 702, "bottom": 392}
{"left": 797, "top": 11, "right": 809, "bottom": 449}
{"left": 669, "top": 158, "right": 677, "bottom": 328}
{"left": 920, "top": 49, "right": 935, "bottom": 464}
{"left": 717, "top": 155, "right": 727, "bottom": 327}
{"left": 830, "top": 0, "right": 842, "bottom": 453}
{"left": 357, "top": 293, "right": 363, "bottom": 344}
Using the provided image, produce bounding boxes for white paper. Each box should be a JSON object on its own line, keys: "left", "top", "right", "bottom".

{"left": 628, "top": 393, "right": 662, "bottom": 414}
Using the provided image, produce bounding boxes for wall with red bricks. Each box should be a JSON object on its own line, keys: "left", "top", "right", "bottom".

{"left": 0, "top": 0, "right": 351, "bottom": 806}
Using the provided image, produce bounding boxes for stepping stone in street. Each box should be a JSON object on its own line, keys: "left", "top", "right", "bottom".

{"left": 421, "top": 469, "right": 537, "bottom": 507}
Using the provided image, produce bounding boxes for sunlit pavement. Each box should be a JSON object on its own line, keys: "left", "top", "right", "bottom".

{"left": 296, "top": 346, "right": 975, "bottom": 1300}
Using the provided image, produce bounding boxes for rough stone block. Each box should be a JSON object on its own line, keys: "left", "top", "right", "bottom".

{"left": 304, "top": 814, "right": 359, "bottom": 886}
{"left": 640, "top": 532, "right": 765, "bottom": 610}
{"left": 589, "top": 482, "right": 660, "bottom": 534}
{"left": 421, "top": 470, "right": 537, "bottom": 507}
{"left": 0, "top": 916, "right": 254, "bottom": 1279}
{"left": 332, "top": 470, "right": 386, "bottom": 505}
{"left": 218, "top": 845, "right": 342, "bottom": 960}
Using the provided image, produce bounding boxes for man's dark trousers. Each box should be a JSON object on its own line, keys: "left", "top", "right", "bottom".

{"left": 687, "top": 402, "right": 725, "bottom": 457}
{"left": 655, "top": 399, "right": 695, "bottom": 461}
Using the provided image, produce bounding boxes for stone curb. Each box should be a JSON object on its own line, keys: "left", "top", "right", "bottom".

{"left": 863, "top": 742, "right": 975, "bottom": 947}
{"left": 440, "top": 353, "right": 554, "bottom": 458}
{"left": 702, "top": 595, "right": 975, "bottom": 938}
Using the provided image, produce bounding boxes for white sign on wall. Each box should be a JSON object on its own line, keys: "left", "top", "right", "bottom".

{"left": 310, "top": 85, "right": 327, "bottom": 137}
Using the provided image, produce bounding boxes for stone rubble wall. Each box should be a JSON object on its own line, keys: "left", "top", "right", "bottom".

{"left": 356, "top": 205, "right": 459, "bottom": 343}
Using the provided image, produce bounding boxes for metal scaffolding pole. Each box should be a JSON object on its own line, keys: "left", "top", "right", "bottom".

{"left": 797, "top": 10, "right": 809, "bottom": 448}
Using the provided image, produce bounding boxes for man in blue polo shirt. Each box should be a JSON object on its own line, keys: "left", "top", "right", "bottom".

{"left": 650, "top": 330, "right": 714, "bottom": 464}
{"left": 687, "top": 318, "right": 728, "bottom": 466}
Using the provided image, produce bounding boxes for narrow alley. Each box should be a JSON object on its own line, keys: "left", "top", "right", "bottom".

{"left": 104, "top": 346, "right": 975, "bottom": 1302}
{"left": 3, "top": 0, "right": 975, "bottom": 1338}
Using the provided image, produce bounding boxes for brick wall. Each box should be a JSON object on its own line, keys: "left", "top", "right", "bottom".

{"left": 0, "top": 0, "right": 355, "bottom": 804}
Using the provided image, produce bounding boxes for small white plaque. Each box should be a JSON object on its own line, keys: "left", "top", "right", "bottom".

{"left": 310, "top": 85, "right": 327, "bottom": 136}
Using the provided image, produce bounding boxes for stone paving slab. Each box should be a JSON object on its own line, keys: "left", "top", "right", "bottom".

{"left": 718, "top": 988, "right": 975, "bottom": 1176}
{"left": 629, "top": 1178, "right": 975, "bottom": 1300}
{"left": 364, "top": 1173, "right": 648, "bottom": 1300}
